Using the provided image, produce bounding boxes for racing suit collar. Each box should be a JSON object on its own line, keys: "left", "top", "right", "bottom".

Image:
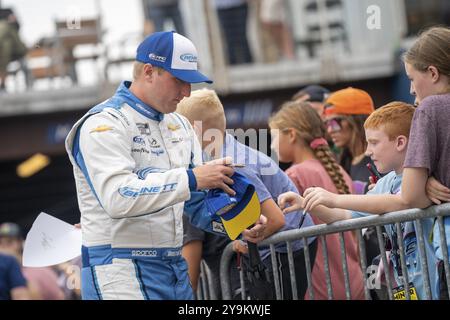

{"left": 116, "top": 81, "right": 164, "bottom": 122}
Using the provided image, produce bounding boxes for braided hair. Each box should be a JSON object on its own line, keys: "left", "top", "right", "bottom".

{"left": 312, "top": 143, "right": 350, "bottom": 194}
{"left": 269, "top": 101, "right": 351, "bottom": 194}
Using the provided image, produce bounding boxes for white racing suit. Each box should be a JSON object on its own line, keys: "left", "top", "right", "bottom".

{"left": 65, "top": 81, "right": 202, "bottom": 300}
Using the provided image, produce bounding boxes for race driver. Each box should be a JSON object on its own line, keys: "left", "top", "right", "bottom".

{"left": 65, "top": 31, "right": 235, "bottom": 300}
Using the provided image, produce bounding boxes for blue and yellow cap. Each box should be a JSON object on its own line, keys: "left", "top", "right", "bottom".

{"left": 184, "top": 172, "right": 260, "bottom": 240}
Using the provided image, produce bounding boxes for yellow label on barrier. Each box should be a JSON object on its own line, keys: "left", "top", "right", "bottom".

{"left": 393, "top": 284, "right": 418, "bottom": 300}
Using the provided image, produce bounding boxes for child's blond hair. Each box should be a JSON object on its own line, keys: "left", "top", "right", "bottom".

{"left": 176, "top": 88, "right": 225, "bottom": 129}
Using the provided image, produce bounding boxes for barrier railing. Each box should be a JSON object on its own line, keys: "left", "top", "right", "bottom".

{"left": 196, "top": 260, "right": 217, "bottom": 300}
{"left": 216, "top": 203, "right": 450, "bottom": 300}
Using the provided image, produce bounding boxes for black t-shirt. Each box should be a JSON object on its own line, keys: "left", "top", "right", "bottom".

{"left": 341, "top": 151, "right": 373, "bottom": 194}
{"left": 350, "top": 155, "right": 372, "bottom": 183}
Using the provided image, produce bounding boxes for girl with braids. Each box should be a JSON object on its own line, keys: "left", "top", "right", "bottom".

{"left": 269, "top": 101, "right": 365, "bottom": 300}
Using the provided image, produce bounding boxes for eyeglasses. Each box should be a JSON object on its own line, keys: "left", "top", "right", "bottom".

{"left": 324, "top": 117, "right": 345, "bottom": 132}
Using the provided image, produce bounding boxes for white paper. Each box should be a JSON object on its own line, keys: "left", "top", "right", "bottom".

{"left": 22, "top": 212, "right": 81, "bottom": 267}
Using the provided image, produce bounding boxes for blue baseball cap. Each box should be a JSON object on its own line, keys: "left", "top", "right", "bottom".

{"left": 136, "top": 31, "right": 213, "bottom": 84}
{"left": 184, "top": 172, "right": 260, "bottom": 240}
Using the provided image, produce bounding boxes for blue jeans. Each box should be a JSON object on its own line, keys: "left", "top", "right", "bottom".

{"left": 147, "top": 3, "right": 185, "bottom": 36}
{"left": 217, "top": 3, "right": 253, "bottom": 65}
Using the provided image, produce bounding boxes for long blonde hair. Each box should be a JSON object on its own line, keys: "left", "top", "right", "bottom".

{"left": 269, "top": 101, "right": 351, "bottom": 194}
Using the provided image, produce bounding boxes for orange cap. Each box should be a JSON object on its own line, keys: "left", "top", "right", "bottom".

{"left": 324, "top": 87, "right": 374, "bottom": 117}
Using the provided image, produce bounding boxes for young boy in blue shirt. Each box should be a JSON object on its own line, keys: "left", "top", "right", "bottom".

{"left": 177, "top": 88, "right": 317, "bottom": 300}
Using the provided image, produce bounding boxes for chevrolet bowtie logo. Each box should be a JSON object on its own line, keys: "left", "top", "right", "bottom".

{"left": 90, "top": 125, "right": 113, "bottom": 133}
{"left": 167, "top": 123, "right": 181, "bottom": 131}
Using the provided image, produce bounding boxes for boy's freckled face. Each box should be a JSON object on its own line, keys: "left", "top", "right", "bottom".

{"left": 364, "top": 128, "right": 399, "bottom": 174}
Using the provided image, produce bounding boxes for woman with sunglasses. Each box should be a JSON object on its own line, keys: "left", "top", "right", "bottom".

{"left": 323, "top": 87, "right": 376, "bottom": 195}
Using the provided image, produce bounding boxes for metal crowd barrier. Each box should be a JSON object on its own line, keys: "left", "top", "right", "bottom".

{"left": 213, "top": 203, "right": 450, "bottom": 300}
{"left": 196, "top": 260, "right": 217, "bottom": 300}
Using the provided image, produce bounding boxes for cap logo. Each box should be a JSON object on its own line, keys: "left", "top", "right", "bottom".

{"left": 180, "top": 53, "right": 197, "bottom": 63}
{"left": 149, "top": 53, "right": 166, "bottom": 63}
